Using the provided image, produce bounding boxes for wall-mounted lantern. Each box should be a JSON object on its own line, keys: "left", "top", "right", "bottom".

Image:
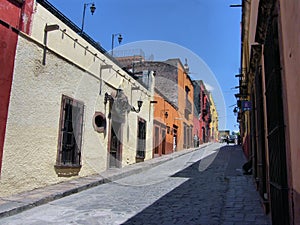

{"left": 233, "top": 106, "right": 239, "bottom": 116}
{"left": 104, "top": 92, "right": 114, "bottom": 105}
{"left": 164, "top": 111, "right": 169, "bottom": 119}
{"left": 130, "top": 86, "right": 143, "bottom": 113}
{"left": 131, "top": 100, "right": 143, "bottom": 113}
{"left": 104, "top": 89, "right": 143, "bottom": 114}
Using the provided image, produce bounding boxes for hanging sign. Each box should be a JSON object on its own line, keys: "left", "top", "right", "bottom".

{"left": 242, "top": 100, "right": 252, "bottom": 111}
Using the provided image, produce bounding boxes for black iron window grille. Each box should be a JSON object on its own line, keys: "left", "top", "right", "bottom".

{"left": 55, "top": 95, "right": 84, "bottom": 176}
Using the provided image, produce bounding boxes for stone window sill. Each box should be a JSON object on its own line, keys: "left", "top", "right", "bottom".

{"left": 54, "top": 165, "right": 81, "bottom": 177}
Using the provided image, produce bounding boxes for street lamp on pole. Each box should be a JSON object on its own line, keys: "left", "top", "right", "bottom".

{"left": 81, "top": 2, "right": 96, "bottom": 34}
{"left": 111, "top": 33, "right": 123, "bottom": 56}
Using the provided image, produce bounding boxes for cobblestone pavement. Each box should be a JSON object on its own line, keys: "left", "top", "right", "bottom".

{"left": 0, "top": 143, "right": 271, "bottom": 225}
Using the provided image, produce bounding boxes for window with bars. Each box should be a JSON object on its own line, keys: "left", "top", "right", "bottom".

{"left": 55, "top": 95, "right": 84, "bottom": 176}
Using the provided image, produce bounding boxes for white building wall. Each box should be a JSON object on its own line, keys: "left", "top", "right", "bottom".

{"left": 0, "top": 2, "right": 154, "bottom": 197}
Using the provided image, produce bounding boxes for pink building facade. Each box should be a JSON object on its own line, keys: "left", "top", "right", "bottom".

{"left": 238, "top": 1, "right": 300, "bottom": 224}
{"left": 193, "top": 80, "right": 211, "bottom": 144}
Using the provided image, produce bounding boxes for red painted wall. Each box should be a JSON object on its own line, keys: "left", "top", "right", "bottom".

{"left": 19, "top": 0, "right": 34, "bottom": 34}
{"left": 0, "top": 0, "right": 21, "bottom": 27}
{"left": 198, "top": 85, "right": 211, "bottom": 143}
{"left": 0, "top": 22, "right": 18, "bottom": 175}
{"left": 0, "top": 0, "right": 34, "bottom": 174}
{"left": 0, "top": 0, "right": 33, "bottom": 32}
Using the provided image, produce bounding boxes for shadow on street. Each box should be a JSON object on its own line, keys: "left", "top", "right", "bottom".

{"left": 122, "top": 146, "right": 234, "bottom": 225}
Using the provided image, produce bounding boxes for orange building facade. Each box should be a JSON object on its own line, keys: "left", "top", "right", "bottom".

{"left": 175, "top": 59, "right": 194, "bottom": 150}
{"left": 118, "top": 58, "right": 195, "bottom": 154}
{"left": 152, "top": 91, "right": 180, "bottom": 156}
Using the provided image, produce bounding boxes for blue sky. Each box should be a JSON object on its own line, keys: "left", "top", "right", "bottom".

{"left": 47, "top": 0, "right": 241, "bottom": 132}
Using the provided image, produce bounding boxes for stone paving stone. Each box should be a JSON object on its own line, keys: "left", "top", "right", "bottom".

{"left": 0, "top": 144, "right": 272, "bottom": 225}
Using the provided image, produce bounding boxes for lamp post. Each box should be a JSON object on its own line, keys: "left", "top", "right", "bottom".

{"left": 111, "top": 33, "right": 123, "bottom": 56}
{"left": 81, "top": 2, "right": 96, "bottom": 34}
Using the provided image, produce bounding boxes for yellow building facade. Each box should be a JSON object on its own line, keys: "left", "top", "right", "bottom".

{"left": 209, "top": 93, "right": 218, "bottom": 142}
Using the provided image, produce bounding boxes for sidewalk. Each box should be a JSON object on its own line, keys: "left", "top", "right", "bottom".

{"left": 0, "top": 143, "right": 211, "bottom": 219}
{"left": 221, "top": 144, "right": 272, "bottom": 225}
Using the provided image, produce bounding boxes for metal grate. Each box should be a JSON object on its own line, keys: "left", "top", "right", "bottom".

{"left": 264, "top": 5, "right": 289, "bottom": 224}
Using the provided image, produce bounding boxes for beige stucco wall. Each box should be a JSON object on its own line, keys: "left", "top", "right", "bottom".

{"left": 0, "top": 2, "right": 154, "bottom": 197}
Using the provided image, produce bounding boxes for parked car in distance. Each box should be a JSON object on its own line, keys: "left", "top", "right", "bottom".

{"left": 228, "top": 135, "right": 237, "bottom": 144}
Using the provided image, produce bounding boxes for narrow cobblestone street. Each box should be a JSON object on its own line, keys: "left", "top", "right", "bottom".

{"left": 0, "top": 143, "right": 271, "bottom": 225}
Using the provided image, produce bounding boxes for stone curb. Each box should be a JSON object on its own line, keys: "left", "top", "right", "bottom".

{"left": 0, "top": 143, "right": 212, "bottom": 219}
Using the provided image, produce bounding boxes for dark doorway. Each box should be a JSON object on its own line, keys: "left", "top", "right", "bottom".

{"left": 136, "top": 118, "right": 146, "bottom": 162}
{"left": 161, "top": 129, "right": 166, "bottom": 155}
{"left": 154, "top": 126, "right": 160, "bottom": 156}
{"left": 202, "top": 127, "right": 206, "bottom": 143}
{"left": 109, "top": 121, "right": 122, "bottom": 168}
